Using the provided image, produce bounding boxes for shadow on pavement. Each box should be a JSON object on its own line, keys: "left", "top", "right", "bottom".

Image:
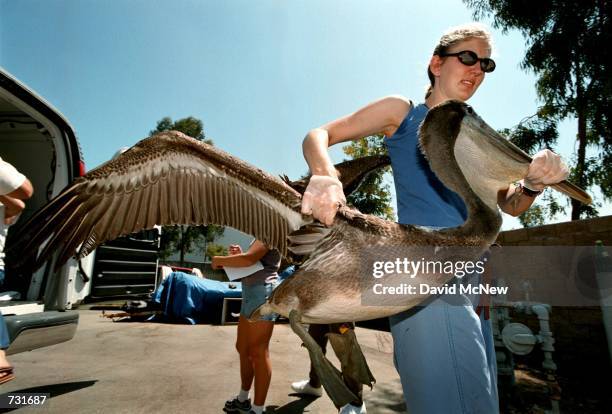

{"left": 266, "top": 395, "right": 319, "bottom": 413}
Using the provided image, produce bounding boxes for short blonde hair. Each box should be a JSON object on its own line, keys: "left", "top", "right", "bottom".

{"left": 425, "top": 23, "right": 493, "bottom": 99}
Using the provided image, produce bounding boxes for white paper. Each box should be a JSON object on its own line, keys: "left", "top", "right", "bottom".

{"left": 223, "top": 262, "right": 264, "bottom": 281}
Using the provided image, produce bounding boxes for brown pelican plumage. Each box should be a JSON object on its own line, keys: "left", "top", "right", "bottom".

{"left": 11, "top": 100, "right": 591, "bottom": 407}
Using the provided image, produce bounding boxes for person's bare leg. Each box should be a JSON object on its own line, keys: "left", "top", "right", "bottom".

{"left": 237, "top": 316, "right": 254, "bottom": 392}
{"left": 0, "top": 350, "right": 9, "bottom": 367}
{"left": 246, "top": 319, "right": 274, "bottom": 407}
{"left": 0, "top": 349, "right": 12, "bottom": 382}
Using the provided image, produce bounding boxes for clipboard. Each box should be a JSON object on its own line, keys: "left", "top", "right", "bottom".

{"left": 223, "top": 262, "right": 264, "bottom": 281}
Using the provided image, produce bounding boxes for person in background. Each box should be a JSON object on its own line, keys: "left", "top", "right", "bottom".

{"left": 213, "top": 240, "right": 281, "bottom": 414}
{"left": 0, "top": 156, "right": 34, "bottom": 385}
{"left": 299, "top": 23, "right": 568, "bottom": 413}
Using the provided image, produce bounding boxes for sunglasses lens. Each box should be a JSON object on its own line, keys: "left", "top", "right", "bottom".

{"left": 481, "top": 59, "right": 496, "bottom": 73}
{"left": 457, "top": 51, "right": 478, "bottom": 66}
{"left": 441, "top": 50, "right": 496, "bottom": 73}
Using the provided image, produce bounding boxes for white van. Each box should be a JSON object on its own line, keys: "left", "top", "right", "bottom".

{"left": 0, "top": 67, "right": 94, "bottom": 354}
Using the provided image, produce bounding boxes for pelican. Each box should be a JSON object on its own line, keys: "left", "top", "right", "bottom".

{"left": 11, "top": 100, "right": 590, "bottom": 407}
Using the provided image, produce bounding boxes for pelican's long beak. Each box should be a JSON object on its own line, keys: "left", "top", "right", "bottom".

{"left": 456, "top": 110, "right": 592, "bottom": 206}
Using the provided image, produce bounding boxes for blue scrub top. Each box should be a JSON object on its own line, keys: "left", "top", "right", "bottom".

{"left": 385, "top": 103, "right": 467, "bottom": 227}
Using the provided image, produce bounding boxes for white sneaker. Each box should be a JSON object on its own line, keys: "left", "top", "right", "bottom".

{"left": 339, "top": 402, "right": 366, "bottom": 414}
{"left": 290, "top": 379, "right": 323, "bottom": 397}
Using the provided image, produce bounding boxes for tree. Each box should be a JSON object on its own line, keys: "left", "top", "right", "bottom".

{"left": 342, "top": 134, "right": 395, "bottom": 219}
{"left": 206, "top": 243, "right": 228, "bottom": 261}
{"left": 465, "top": 0, "right": 611, "bottom": 220}
{"left": 158, "top": 224, "right": 225, "bottom": 263}
{"left": 150, "top": 116, "right": 212, "bottom": 144}
{"left": 150, "top": 116, "right": 224, "bottom": 264}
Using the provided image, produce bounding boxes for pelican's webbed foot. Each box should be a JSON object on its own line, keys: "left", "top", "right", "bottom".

{"left": 327, "top": 326, "right": 376, "bottom": 390}
{"left": 288, "top": 310, "right": 358, "bottom": 408}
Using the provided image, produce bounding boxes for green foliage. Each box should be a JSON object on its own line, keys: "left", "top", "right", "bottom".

{"left": 594, "top": 152, "right": 612, "bottom": 199}
{"left": 206, "top": 243, "right": 228, "bottom": 260}
{"left": 465, "top": 0, "right": 611, "bottom": 221}
{"left": 342, "top": 134, "right": 395, "bottom": 220}
{"left": 517, "top": 191, "right": 565, "bottom": 227}
{"left": 517, "top": 204, "right": 545, "bottom": 228}
{"left": 150, "top": 116, "right": 213, "bottom": 145}
{"left": 499, "top": 112, "right": 558, "bottom": 154}
{"left": 159, "top": 224, "right": 225, "bottom": 262}
{"left": 150, "top": 116, "right": 223, "bottom": 263}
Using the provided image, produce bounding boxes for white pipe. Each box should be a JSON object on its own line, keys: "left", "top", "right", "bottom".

{"left": 532, "top": 304, "right": 557, "bottom": 371}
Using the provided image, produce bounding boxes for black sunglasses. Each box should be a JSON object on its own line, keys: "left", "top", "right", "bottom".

{"left": 438, "top": 50, "right": 496, "bottom": 73}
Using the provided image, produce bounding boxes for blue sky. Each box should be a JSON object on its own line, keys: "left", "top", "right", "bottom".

{"left": 1, "top": 0, "right": 605, "bottom": 230}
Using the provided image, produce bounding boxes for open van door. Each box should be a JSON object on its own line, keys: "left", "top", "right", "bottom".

{"left": 0, "top": 67, "right": 92, "bottom": 354}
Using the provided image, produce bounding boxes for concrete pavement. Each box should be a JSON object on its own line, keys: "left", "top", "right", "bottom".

{"left": 1, "top": 311, "right": 406, "bottom": 413}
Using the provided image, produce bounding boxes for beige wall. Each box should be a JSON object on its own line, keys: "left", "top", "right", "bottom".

{"left": 497, "top": 215, "right": 612, "bottom": 246}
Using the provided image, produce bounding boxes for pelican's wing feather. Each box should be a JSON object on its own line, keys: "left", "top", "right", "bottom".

{"left": 15, "top": 131, "right": 305, "bottom": 269}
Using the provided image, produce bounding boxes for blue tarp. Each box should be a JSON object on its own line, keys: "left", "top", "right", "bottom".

{"left": 151, "top": 272, "right": 242, "bottom": 324}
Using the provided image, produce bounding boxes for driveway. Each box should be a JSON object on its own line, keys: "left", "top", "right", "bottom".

{"left": 1, "top": 311, "right": 406, "bottom": 413}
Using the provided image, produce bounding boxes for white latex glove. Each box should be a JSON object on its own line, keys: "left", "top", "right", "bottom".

{"left": 523, "top": 149, "right": 569, "bottom": 191}
{"left": 301, "top": 175, "right": 346, "bottom": 226}
{"left": 228, "top": 244, "right": 242, "bottom": 256}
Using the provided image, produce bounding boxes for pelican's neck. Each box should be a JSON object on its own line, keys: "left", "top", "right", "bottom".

{"left": 440, "top": 154, "right": 502, "bottom": 244}
{"left": 419, "top": 104, "right": 502, "bottom": 244}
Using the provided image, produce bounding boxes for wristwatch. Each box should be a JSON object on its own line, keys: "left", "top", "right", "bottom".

{"left": 516, "top": 182, "right": 542, "bottom": 197}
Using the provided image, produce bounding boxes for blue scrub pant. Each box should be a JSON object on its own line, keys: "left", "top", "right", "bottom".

{"left": 0, "top": 314, "right": 8, "bottom": 349}
{"left": 0, "top": 269, "right": 9, "bottom": 349}
{"left": 389, "top": 289, "right": 498, "bottom": 414}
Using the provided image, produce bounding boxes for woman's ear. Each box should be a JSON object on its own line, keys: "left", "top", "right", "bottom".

{"left": 429, "top": 55, "right": 443, "bottom": 77}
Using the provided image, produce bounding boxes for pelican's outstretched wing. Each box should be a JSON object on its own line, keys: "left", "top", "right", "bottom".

{"left": 14, "top": 131, "right": 305, "bottom": 270}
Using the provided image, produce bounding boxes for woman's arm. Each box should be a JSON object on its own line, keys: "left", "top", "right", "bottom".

{"left": 302, "top": 96, "right": 411, "bottom": 225}
{"left": 497, "top": 149, "right": 569, "bottom": 216}
{"left": 0, "top": 194, "right": 25, "bottom": 224}
{"left": 0, "top": 163, "right": 33, "bottom": 224}
{"left": 303, "top": 96, "right": 411, "bottom": 176}
{"left": 497, "top": 185, "right": 536, "bottom": 216}
{"left": 5, "top": 178, "right": 33, "bottom": 200}
{"left": 211, "top": 240, "right": 269, "bottom": 269}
